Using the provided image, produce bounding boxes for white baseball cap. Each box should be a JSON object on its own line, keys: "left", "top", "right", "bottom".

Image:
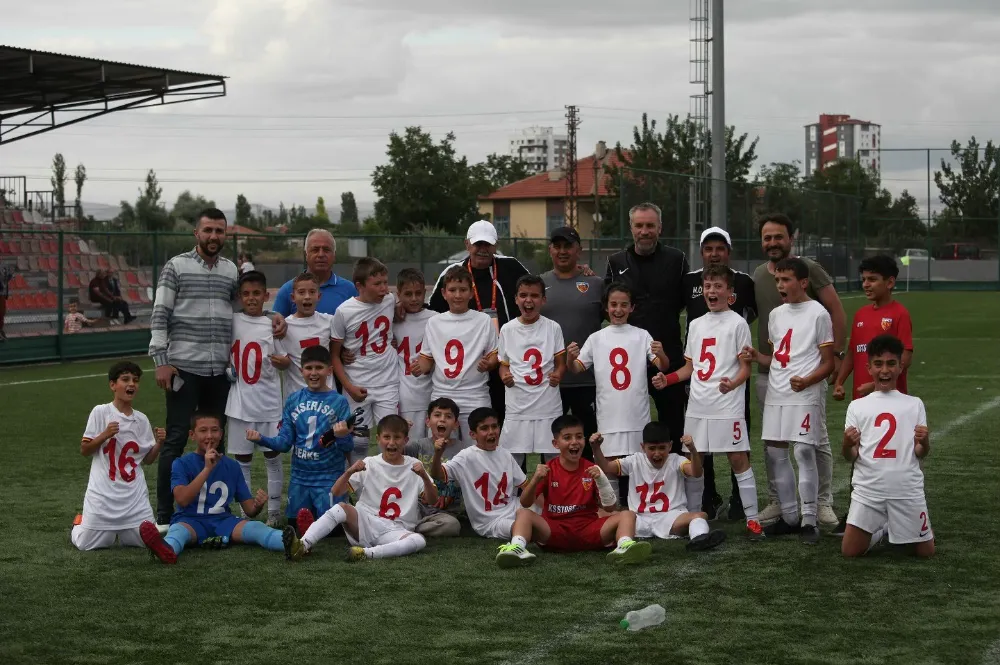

{"left": 467, "top": 220, "right": 498, "bottom": 245}
{"left": 700, "top": 226, "right": 732, "bottom": 247}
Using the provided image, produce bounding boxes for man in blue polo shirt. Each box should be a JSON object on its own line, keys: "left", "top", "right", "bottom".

{"left": 273, "top": 228, "right": 357, "bottom": 317}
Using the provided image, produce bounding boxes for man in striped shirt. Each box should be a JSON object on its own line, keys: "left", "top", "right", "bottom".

{"left": 150, "top": 208, "right": 286, "bottom": 524}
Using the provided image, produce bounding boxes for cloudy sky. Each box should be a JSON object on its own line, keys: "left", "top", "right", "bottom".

{"left": 1, "top": 0, "right": 999, "bottom": 216}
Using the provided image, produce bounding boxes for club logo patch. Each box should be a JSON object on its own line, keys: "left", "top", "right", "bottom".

{"left": 881, "top": 317, "right": 893, "bottom": 331}
{"left": 728, "top": 293, "right": 737, "bottom": 305}
{"left": 576, "top": 281, "right": 590, "bottom": 294}
{"left": 581, "top": 477, "right": 594, "bottom": 490}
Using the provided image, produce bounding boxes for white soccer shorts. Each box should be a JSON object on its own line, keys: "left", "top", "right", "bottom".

{"left": 500, "top": 418, "right": 558, "bottom": 454}
{"left": 473, "top": 516, "right": 516, "bottom": 540}
{"left": 599, "top": 430, "right": 643, "bottom": 457}
{"left": 71, "top": 525, "right": 144, "bottom": 551}
{"left": 348, "top": 509, "right": 413, "bottom": 549}
{"left": 227, "top": 418, "right": 279, "bottom": 456}
{"left": 847, "top": 493, "right": 933, "bottom": 545}
{"left": 348, "top": 384, "right": 401, "bottom": 462}
{"left": 761, "top": 404, "right": 822, "bottom": 445}
{"left": 635, "top": 509, "right": 685, "bottom": 540}
{"left": 684, "top": 416, "right": 750, "bottom": 453}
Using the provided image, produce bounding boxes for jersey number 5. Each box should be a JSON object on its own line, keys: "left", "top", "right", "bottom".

{"left": 103, "top": 438, "right": 139, "bottom": 483}
{"left": 697, "top": 338, "right": 717, "bottom": 380}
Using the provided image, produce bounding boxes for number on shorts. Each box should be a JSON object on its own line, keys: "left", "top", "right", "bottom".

{"left": 919, "top": 511, "right": 928, "bottom": 532}
{"left": 196, "top": 480, "right": 229, "bottom": 515}
{"left": 474, "top": 472, "right": 511, "bottom": 512}
{"left": 773, "top": 329, "right": 793, "bottom": 368}
{"left": 231, "top": 340, "right": 263, "bottom": 385}
{"left": 102, "top": 438, "right": 140, "bottom": 483}
{"left": 636, "top": 481, "right": 668, "bottom": 513}
{"left": 873, "top": 412, "right": 898, "bottom": 459}
{"left": 697, "top": 337, "right": 717, "bottom": 381}
{"left": 443, "top": 340, "right": 465, "bottom": 379}
{"left": 733, "top": 421, "right": 743, "bottom": 442}
{"left": 609, "top": 347, "right": 631, "bottom": 390}
{"left": 379, "top": 487, "right": 402, "bottom": 520}
{"left": 398, "top": 336, "right": 421, "bottom": 376}
{"left": 799, "top": 413, "right": 811, "bottom": 435}
{"left": 356, "top": 316, "right": 391, "bottom": 356}
{"left": 523, "top": 348, "right": 544, "bottom": 386}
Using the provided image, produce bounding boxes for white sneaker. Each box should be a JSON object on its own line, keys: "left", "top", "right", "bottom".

{"left": 496, "top": 543, "right": 536, "bottom": 568}
{"left": 758, "top": 501, "right": 783, "bottom": 525}
{"left": 818, "top": 505, "right": 839, "bottom": 527}
{"left": 266, "top": 511, "right": 282, "bottom": 528}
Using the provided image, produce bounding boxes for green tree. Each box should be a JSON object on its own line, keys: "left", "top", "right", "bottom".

{"left": 473, "top": 153, "right": 532, "bottom": 192}
{"left": 51, "top": 153, "right": 67, "bottom": 217}
{"left": 314, "top": 196, "right": 330, "bottom": 224}
{"left": 235, "top": 194, "right": 253, "bottom": 228}
{"left": 135, "top": 170, "right": 171, "bottom": 232}
{"left": 339, "top": 191, "right": 360, "bottom": 230}
{"left": 933, "top": 137, "right": 1000, "bottom": 244}
{"left": 171, "top": 190, "right": 216, "bottom": 226}
{"left": 73, "top": 163, "right": 87, "bottom": 220}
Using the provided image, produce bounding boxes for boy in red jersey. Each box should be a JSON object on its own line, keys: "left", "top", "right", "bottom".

{"left": 494, "top": 414, "right": 652, "bottom": 567}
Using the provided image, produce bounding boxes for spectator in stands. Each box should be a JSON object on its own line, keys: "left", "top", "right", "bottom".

{"left": 273, "top": 229, "right": 356, "bottom": 316}
{"left": 238, "top": 252, "right": 256, "bottom": 275}
{"left": 106, "top": 269, "right": 136, "bottom": 325}
{"left": 63, "top": 299, "right": 95, "bottom": 333}
{"left": 0, "top": 262, "right": 13, "bottom": 342}
{"left": 89, "top": 270, "right": 115, "bottom": 321}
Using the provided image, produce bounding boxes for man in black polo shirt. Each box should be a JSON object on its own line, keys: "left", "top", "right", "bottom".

{"left": 683, "top": 226, "right": 757, "bottom": 518}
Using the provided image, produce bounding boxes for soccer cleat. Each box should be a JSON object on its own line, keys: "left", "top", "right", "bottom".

{"left": 200, "top": 536, "right": 229, "bottom": 550}
{"left": 73, "top": 513, "right": 83, "bottom": 526}
{"left": 758, "top": 501, "right": 783, "bottom": 525}
{"left": 703, "top": 494, "right": 726, "bottom": 521}
{"left": 727, "top": 498, "right": 746, "bottom": 522}
{"left": 818, "top": 505, "right": 839, "bottom": 527}
{"left": 746, "top": 519, "right": 766, "bottom": 541}
{"left": 266, "top": 511, "right": 282, "bottom": 529}
{"left": 800, "top": 524, "right": 821, "bottom": 545}
{"left": 830, "top": 514, "right": 848, "bottom": 538}
{"left": 283, "top": 526, "right": 306, "bottom": 562}
{"left": 495, "top": 543, "right": 537, "bottom": 568}
{"left": 606, "top": 539, "right": 652, "bottom": 565}
{"left": 686, "top": 529, "right": 727, "bottom": 552}
{"left": 296, "top": 508, "right": 315, "bottom": 536}
{"left": 140, "top": 520, "right": 177, "bottom": 565}
{"left": 763, "top": 519, "right": 801, "bottom": 537}
{"left": 345, "top": 546, "right": 368, "bottom": 563}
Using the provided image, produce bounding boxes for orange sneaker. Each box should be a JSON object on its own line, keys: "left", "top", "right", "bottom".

{"left": 73, "top": 514, "right": 83, "bottom": 526}
{"left": 747, "top": 519, "right": 766, "bottom": 541}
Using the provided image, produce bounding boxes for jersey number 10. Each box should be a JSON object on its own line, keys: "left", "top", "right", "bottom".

{"left": 231, "top": 340, "right": 263, "bottom": 385}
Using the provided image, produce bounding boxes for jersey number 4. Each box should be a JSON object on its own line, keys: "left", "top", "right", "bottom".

{"left": 773, "top": 329, "right": 793, "bottom": 368}
{"left": 103, "top": 438, "right": 139, "bottom": 483}
{"left": 474, "top": 472, "right": 510, "bottom": 511}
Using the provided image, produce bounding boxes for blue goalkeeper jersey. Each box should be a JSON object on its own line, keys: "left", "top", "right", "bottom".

{"left": 171, "top": 453, "right": 251, "bottom": 521}
{"left": 258, "top": 387, "right": 354, "bottom": 488}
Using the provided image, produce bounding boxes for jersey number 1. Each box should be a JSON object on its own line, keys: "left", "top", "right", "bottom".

{"left": 474, "top": 472, "right": 510, "bottom": 511}
{"left": 103, "top": 438, "right": 139, "bottom": 483}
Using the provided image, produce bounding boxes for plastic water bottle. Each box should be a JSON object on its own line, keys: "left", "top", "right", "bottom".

{"left": 620, "top": 604, "right": 666, "bottom": 631}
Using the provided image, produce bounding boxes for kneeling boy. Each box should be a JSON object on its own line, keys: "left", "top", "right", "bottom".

{"left": 495, "top": 414, "right": 652, "bottom": 567}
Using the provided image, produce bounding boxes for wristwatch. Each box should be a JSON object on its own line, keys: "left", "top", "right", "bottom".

{"left": 834, "top": 351, "right": 845, "bottom": 360}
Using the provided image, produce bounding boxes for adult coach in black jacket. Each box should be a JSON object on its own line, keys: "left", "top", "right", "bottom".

{"left": 429, "top": 220, "right": 528, "bottom": 424}
{"left": 683, "top": 226, "right": 758, "bottom": 518}
{"left": 604, "top": 202, "right": 689, "bottom": 451}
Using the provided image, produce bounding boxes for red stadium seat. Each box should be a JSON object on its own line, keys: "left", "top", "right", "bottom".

{"left": 65, "top": 241, "right": 79, "bottom": 255}
{"left": 138, "top": 271, "right": 151, "bottom": 287}
{"left": 44, "top": 292, "right": 57, "bottom": 309}
{"left": 29, "top": 239, "right": 41, "bottom": 254}
{"left": 69, "top": 256, "right": 83, "bottom": 271}
{"left": 68, "top": 272, "right": 82, "bottom": 288}
{"left": 117, "top": 255, "right": 130, "bottom": 270}
{"left": 126, "top": 271, "right": 139, "bottom": 286}
{"left": 16, "top": 256, "right": 29, "bottom": 271}
{"left": 8, "top": 294, "right": 25, "bottom": 310}
{"left": 128, "top": 288, "right": 141, "bottom": 302}
{"left": 12, "top": 210, "right": 24, "bottom": 223}
{"left": 97, "top": 255, "right": 110, "bottom": 271}
{"left": 11, "top": 274, "right": 28, "bottom": 290}
{"left": 0, "top": 241, "right": 8, "bottom": 254}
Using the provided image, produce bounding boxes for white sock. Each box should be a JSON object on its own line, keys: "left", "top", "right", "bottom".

{"left": 816, "top": 440, "right": 834, "bottom": 506}
{"left": 302, "top": 503, "right": 347, "bottom": 550}
{"left": 366, "top": 534, "right": 426, "bottom": 559}
{"left": 616, "top": 536, "right": 633, "bottom": 547}
{"left": 794, "top": 445, "right": 818, "bottom": 527}
{"left": 867, "top": 525, "right": 887, "bottom": 553}
{"left": 764, "top": 443, "right": 779, "bottom": 503}
{"left": 512, "top": 535, "right": 527, "bottom": 548}
{"left": 766, "top": 446, "right": 799, "bottom": 525}
{"left": 264, "top": 456, "right": 283, "bottom": 514}
{"left": 689, "top": 517, "right": 710, "bottom": 539}
{"left": 237, "top": 460, "right": 252, "bottom": 497}
{"left": 684, "top": 473, "right": 705, "bottom": 513}
{"left": 735, "top": 469, "right": 759, "bottom": 522}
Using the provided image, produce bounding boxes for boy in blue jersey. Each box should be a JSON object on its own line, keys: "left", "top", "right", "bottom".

{"left": 247, "top": 345, "right": 353, "bottom": 535}
{"left": 139, "top": 412, "right": 285, "bottom": 564}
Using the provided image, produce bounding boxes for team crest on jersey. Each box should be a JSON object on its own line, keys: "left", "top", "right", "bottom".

{"left": 881, "top": 317, "right": 893, "bottom": 331}
{"left": 576, "top": 281, "right": 590, "bottom": 293}
{"left": 727, "top": 293, "right": 737, "bottom": 306}
{"left": 551, "top": 481, "right": 560, "bottom": 488}
{"left": 581, "top": 477, "right": 594, "bottom": 490}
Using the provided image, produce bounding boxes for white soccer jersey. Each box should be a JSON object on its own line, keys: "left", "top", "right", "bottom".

{"left": 765, "top": 300, "right": 833, "bottom": 406}
{"left": 846, "top": 391, "right": 928, "bottom": 500}
{"left": 498, "top": 316, "right": 565, "bottom": 421}
{"left": 331, "top": 293, "right": 400, "bottom": 390}
{"left": 443, "top": 446, "right": 526, "bottom": 534}
{"left": 225, "top": 313, "right": 286, "bottom": 422}
{"left": 617, "top": 452, "right": 689, "bottom": 514}
{"left": 393, "top": 308, "right": 436, "bottom": 412}
{"left": 80, "top": 403, "right": 157, "bottom": 529}
{"left": 421, "top": 310, "right": 499, "bottom": 401}
{"left": 283, "top": 312, "right": 334, "bottom": 398}
{"left": 349, "top": 454, "right": 427, "bottom": 531}
{"left": 577, "top": 324, "right": 655, "bottom": 434}
{"left": 685, "top": 310, "right": 752, "bottom": 419}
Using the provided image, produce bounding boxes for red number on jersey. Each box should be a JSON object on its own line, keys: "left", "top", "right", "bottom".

{"left": 799, "top": 413, "right": 811, "bottom": 435}
{"left": 697, "top": 337, "right": 717, "bottom": 381}
{"left": 357, "top": 315, "right": 391, "bottom": 356}
{"left": 609, "top": 347, "right": 631, "bottom": 390}
{"left": 773, "top": 329, "right": 793, "bottom": 368}
{"left": 474, "top": 472, "right": 511, "bottom": 512}
{"left": 873, "top": 412, "right": 898, "bottom": 459}
{"left": 379, "top": 487, "right": 402, "bottom": 520}
{"left": 299, "top": 337, "right": 320, "bottom": 349}
{"left": 635, "top": 481, "right": 668, "bottom": 513}
{"left": 443, "top": 340, "right": 465, "bottom": 379}
{"left": 523, "top": 348, "right": 544, "bottom": 386}
{"left": 102, "top": 438, "right": 140, "bottom": 483}
{"left": 231, "top": 340, "right": 263, "bottom": 385}
{"left": 398, "top": 336, "right": 422, "bottom": 376}
{"left": 733, "top": 421, "right": 743, "bottom": 441}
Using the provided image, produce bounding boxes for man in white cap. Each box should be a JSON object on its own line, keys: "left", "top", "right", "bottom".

{"left": 682, "top": 226, "right": 758, "bottom": 519}
{"left": 429, "top": 219, "right": 529, "bottom": 423}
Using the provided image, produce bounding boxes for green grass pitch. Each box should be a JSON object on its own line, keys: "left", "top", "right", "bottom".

{"left": 1, "top": 292, "right": 998, "bottom": 665}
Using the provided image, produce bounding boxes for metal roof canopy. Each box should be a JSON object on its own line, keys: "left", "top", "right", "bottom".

{"left": 0, "top": 45, "right": 227, "bottom": 145}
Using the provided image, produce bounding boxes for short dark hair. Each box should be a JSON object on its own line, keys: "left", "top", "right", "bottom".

{"left": 353, "top": 256, "right": 389, "bottom": 286}
{"left": 603, "top": 281, "right": 633, "bottom": 308}
{"left": 441, "top": 265, "right": 473, "bottom": 289}
{"left": 551, "top": 413, "right": 583, "bottom": 436}
{"left": 108, "top": 360, "right": 142, "bottom": 383}
{"left": 758, "top": 212, "right": 795, "bottom": 238}
{"left": 515, "top": 274, "right": 546, "bottom": 296}
{"left": 301, "top": 345, "right": 331, "bottom": 366}
{"left": 468, "top": 407, "right": 499, "bottom": 432}
{"left": 293, "top": 271, "right": 320, "bottom": 288}
{"left": 397, "top": 267, "right": 425, "bottom": 290}
{"left": 69, "top": 298, "right": 80, "bottom": 305}
{"left": 774, "top": 257, "right": 809, "bottom": 281}
{"left": 198, "top": 208, "right": 227, "bottom": 224}
{"left": 378, "top": 414, "right": 410, "bottom": 437}
{"left": 238, "top": 270, "right": 267, "bottom": 290}
{"left": 867, "top": 333, "right": 904, "bottom": 359}
{"left": 190, "top": 410, "right": 223, "bottom": 429}
{"left": 642, "top": 422, "right": 672, "bottom": 445}
{"left": 859, "top": 254, "right": 899, "bottom": 280}
{"left": 702, "top": 264, "right": 734, "bottom": 288}
{"left": 427, "top": 397, "right": 459, "bottom": 418}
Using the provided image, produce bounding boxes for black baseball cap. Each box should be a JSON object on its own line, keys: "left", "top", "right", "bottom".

{"left": 549, "top": 226, "right": 581, "bottom": 244}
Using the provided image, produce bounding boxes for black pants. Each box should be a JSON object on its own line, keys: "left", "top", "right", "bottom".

{"left": 156, "top": 369, "right": 232, "bottom": 523}
{"left": 700, "top": 382, "right": 753, "bottom": 512}
{"left": 98, "top": 299, "right": 132, "bottom": 320}
{"left": 488, "top": 368, "right": 505, "bottom": 427}
{"left": 649, "top": 379, "right": 687, "bottom": 455}
{"left": 559, "top": 385, "right": 598, "bottom": 461}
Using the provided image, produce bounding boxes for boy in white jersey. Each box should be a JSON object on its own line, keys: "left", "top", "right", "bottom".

{"left": 393, "top": 268, "right": 435, "bottom": 439}
{"left": 72, "top": 361, "right": 166, "bottom": 551}
{"left": 592, "top": 423, "right": 726, "bottom": 550}
{"left": 743, "top": 257, "right": 835, "bottom": 545}
{"left": 842, "top": 334, "right": 933, "bottom": 558}
{"left": 225, "top": 271, "right": 290, "bottom": 527}
{"left": 432, "top": 407, "right": 526, "bottom": 540}
{"left": 282, "top": 272, "right": 334, "bottom": 399}
{"left": 653, "top": 265, "right": 761, "bottom": 539}
{"left": 331, "top": 257, "right": 401, "bottom": 463}
{"left": 416, "top": 266, "right": 499, "bottom": 447}
{"left": 283, "top": 415, "right": 437, "bottom": 562}
{"left": 498, "top": 275, "right": 566, "bottom": 464}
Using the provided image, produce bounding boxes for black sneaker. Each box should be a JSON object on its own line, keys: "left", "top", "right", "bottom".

{"left": 764, "top": 519, "right": 800, "bottom": 537}
{"left": 830, "top": 515, "right": 848, "bottom": 538}
{"left": 727, "top": 496, "right": 745, "bottom": 521}
{"left": 686, "top": 529, "right": 727, "bottom": 552}
{"left": 703, "top": 494, "right": 726, "bottom": 521}
{"left": 800, "top": 525, "right": 820, "bottom": 545}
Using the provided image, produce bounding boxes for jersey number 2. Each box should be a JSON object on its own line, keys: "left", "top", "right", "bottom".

{"left": 873, "top": 412, "right": 898, "bottom": 459}
{"left": 103, "top": 438, "right": 139, "bottom": 483}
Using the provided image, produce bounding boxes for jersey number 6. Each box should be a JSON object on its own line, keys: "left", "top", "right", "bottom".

{"left": 379, "top": 487, "right": 403, "bottom": 520}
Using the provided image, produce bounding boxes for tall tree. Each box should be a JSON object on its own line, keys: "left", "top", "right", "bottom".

{"left": 135, "top": 170, "right": 171, "bottom": 232}
{"left": 73, "top": 163, "right": 87, "bottom": 220}
{"left": 340, "top": 191, "right": 360, "bottom": 230}
{"left": 235, "top": 194, "right": 253, "bottom": 227}
{"left": 473, "top": 153, "right": 532, "bottom": 192}
{"left": 171, "top": 190, "right": 216, "bottom": 226}
{"left": 51, "top": 153, "right": 68, "bottom": 217}
{"left": 933, "top": 137, "right": 1000, "bottom": 243}
{"left": 314, "top": 196, "right": 330, "bottom": 223}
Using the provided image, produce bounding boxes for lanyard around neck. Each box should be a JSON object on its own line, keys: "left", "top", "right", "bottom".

{"left": 468, "top": 259, "right": 497, "bottom": 311}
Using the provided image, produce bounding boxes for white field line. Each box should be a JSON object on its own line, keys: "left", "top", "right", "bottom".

{"left": 983, "top": 637, "right": 1000, "bottom": 665}
{"left": 0, "top": 372, "right": 106, "bottom": 387}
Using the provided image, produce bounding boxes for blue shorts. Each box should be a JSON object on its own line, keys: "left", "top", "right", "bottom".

{"left": 171, "top": 514, "right": 243, "bottom": 544}
{"left": 286, "top": 483, "right": 348, "bottom": 520}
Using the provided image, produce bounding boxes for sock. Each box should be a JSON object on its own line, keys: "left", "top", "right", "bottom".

{"left": 794, "top": 444, "right": 818, "bottom": 528}
{"left": 689, "top": 517, "right": 710, "bottom": 540}
{"left": 684, "top": 474, "right": 705, "bottom": 514}
{"left": 365, "top": 534, "right": 426, "bottom": 559}
{"left": 237, "top": 460, "right": 252, "bottom": 499}
{"left": 735, "top": 469, "right": 759, "bottom": 522}
{"left": 240, "top": 520, "right": 284, "bottom": 552}
{"left": 352, "top": 436, "right": 370, "bottom": 465}
{"left": 164, "top": 523, "right": 191, "bottom": 555}
{"left": 764, "top": 443, "right": 779, "bottom": 504}
{"left": 264, "top": 456, "right": 283, "bottom": 514}
{"left": 816, "top": 440, "right": 834, "bottom": 507}
{"left": 302, "top": 503, "right": 347, "bottom": 550}
{"left": 766, "top": 446, "right": 799, "bottom": 526}
{"left": 616, "top": 535, "right": 634, "bottom": 547}
{"left": 867, "top": 525, "right": 887, "bottom": 553}
{"left": 512, "top": 535, "right": 527, "bottom": 548}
